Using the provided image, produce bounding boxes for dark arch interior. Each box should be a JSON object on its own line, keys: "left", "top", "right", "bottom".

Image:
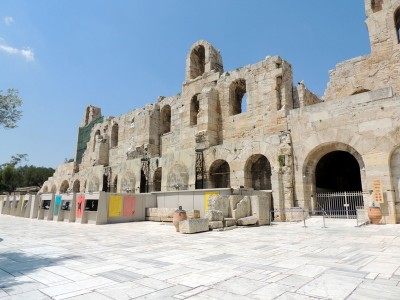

{"left": 248, "top": 155, "right": 272, "bottom": 190}
{"left": 315, "top": 151, "right": 362, "bottom": 192}
{"left": 395, "top": 7, "right": 400, "bottom": 43}
{"left": 210, "top": 160, "right": 230, "bottom": 188}
{"left": 140, "top": 169, "right": 147, "bottom": 193}
{"left": 190, "top": 45, "right": 205, "bottom": 79}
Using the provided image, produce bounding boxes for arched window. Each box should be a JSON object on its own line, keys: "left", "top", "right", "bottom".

{"left": 59, "top": 180, "right": 69, "bottom": 193}
{"left": 111, "top": 123, "right": 119, "bottom": 147}
{"left": 190, "top": 45, "right": 206, "bottom": 79}
{"left": 395, "top": 7, "right": 400, "bottom": 43}
{"left": 51, "top": 184, "right": 57, "bottom": 194}
{"left": 244, "top": 155, "right": 272, "bottom": 190}
{"left": 209, "top": 160, "right": 230, "bottom": 188}
{"left": 229, "top": 79, "right": 247, "bottom": 115}
{"left": 130, "top": 117, "right": 135, "bottom": 128}
{"left": 93, "top": 130, "right": 100, "bottom": 152}
{"left": 43, "top": 186, "right": 49, "bottom": 193}
{"left": 73, "top": 180, "right": 80, "bottom": 193}
{"left": 371, "top": 0, "right": 383, "bottom": 13}
{"left": 276, "top": 76, "right": 283, "bottom": 110}
{"left": 161, "top": 105, "right": 171, "bottom": 134}
{"left": 112, "top": 176, "right": 118, "bottom": 193}
{"left": 190, "top": 94, "right": 200, "bottom": 125}
{"left": 153, "top": 168, "right": 162, "bottom": 192}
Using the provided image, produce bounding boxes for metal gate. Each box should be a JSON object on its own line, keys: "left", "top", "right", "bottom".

{"left": 315, "top": 191, "right": 365, "bottom": 219}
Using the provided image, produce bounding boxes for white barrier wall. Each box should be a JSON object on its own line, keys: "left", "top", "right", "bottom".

{"left": 74, "top": 192, "right": 156, "bottom": 225}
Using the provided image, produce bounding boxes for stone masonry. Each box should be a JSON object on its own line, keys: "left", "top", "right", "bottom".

{"left": 43, "top": 1, "right": 400, "bottom": 223}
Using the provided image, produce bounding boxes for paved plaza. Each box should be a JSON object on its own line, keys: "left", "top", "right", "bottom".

{"left": 0, "top": 216, "right": 400, "bottom": 299}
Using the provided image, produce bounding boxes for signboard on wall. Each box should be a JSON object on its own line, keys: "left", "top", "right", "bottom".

{"left": 204, "top": 192, "right": 220, "bottom": 212}
{"left": 123, "top": 195, "right": 136, "bottom": 216}
{"left": 77, "top": 195, "right": 85, "bottom": 218}
{"left": 109, "top": 195, "right": 122, "bottom": 217}
{"left": 373, "top": 179, "right": 384, "bottom": 203}
{"left": 54, "top": 195, "right": 62, "bottom": 216}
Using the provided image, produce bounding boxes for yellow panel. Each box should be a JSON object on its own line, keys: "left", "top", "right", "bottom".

{"left": 204, "top": 192, "right": 219, "bottom": 212}
{"left": 109, "top": 195, "right": 123, "bottom": 217}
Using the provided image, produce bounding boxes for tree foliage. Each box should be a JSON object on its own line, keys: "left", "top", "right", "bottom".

{"left": 0, "top": 89, "right": 23, "bottom": 129}
{"left": 0, "top": 155, "right": 55, "bottom": 194}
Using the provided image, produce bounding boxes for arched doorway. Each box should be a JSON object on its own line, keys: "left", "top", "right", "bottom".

{"left": 72, "top": 180, "right": 80, "bottom": 193}
{"left": 153, "top": 168, "right": 162, "bottom": 192}
{"left": 59, "top": 180, "right": 69, "bottom": 193}
{"left": 313, "top": 150, "right": 363, "bottom": 217}
{"left": 209, "top": 160, "right": 230, "bottom": 188}
{"left": 244, "top": 155, "right": 272, "bottom": 190}
{"left": 112, "top": 176, "right": 118, "bottom": 193}
{"left": 303, "top": 143, "right": 366, "bottom": 217}
{"left": 316, "top": 151, "right": 362, "bottom": 192}
{"left": 140, "top": 170, "right": 147, "bottom": 193}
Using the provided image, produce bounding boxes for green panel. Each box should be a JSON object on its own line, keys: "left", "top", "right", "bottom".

{"left": 75, "top": 117, "right": 103, "bottom": 164}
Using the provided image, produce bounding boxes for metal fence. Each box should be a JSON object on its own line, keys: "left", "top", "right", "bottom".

{"left": 270, "top": 208, "right": 369, "bottom": 228}
{"left": 315, "top": 191, "right": 364, "bottom": 219}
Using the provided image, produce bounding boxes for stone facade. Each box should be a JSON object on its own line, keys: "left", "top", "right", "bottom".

{"left": 43, "top": 1, "right": 400, "bottom": 223}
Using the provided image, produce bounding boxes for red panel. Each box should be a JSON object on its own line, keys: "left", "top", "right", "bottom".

{"left": 77, "top": 195, "right": 85, "bottom": 218}
{"left": 123, "top": 195, "right": 136, "bottom": 216}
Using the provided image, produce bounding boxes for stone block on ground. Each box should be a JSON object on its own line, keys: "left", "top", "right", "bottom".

{"left": 145, "top": 207, "right": 157, "bottom": 217}
{"left": 186, "top": 210, "right": 200, "bottom": 219}
{"left": 209, "top": 221, "right": 223, "bottom": 229}
{"left": 250, "top": 195, "right": 271, "bottom": 225}
{"left": 237, "top": 216, "right": 258, "bottom": 226}
{"left": 208, "top": 195, "right": 230, "bottom": 218}
{"left": 204, "top": 210, "right": 224, "bottom": 221}
{"left": 145, "top": 216, "right": 161, "bottom": 222}
{"left": 224, "top": 217, "right": 236, "bottom": 227}
{"left": 179, "top": 218, "right": 209, "bottom": 234}
{"left": 159, "top": 208, "right": 176, "bottom": 218}
{"left": 232, "top": 196, "right": 251, "bottom": 220}
{"left": 229, "top": 195, "right": 243, "bottom": 217}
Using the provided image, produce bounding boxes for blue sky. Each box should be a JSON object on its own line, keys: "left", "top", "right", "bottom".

{"left": 0, "top": 0, "right": 370, "bottom": 168}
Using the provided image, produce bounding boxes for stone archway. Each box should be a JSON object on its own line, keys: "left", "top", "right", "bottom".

{"left": 153, "top": 168, "right": 162, "bottom": 192}
{"left": 209, "top": 160, "right": 230, "bottom": 188}
{"left": 72, "top": 180, "right": 80, "bottom": 193}
{"left": 244, "top": 154, "right": 272, "bottom": 190}
{"left": 59, "top": 180, "right": 69, "bottom": 193}
{"left": 302, "top": 143, "right": 366, "bottom": 210}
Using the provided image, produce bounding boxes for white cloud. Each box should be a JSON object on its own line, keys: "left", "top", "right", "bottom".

{"left": 4, "top": 16, "right": 14, "bottom": 25}
{"left": 0, "top": 44, "right": 35, "bottom": 62}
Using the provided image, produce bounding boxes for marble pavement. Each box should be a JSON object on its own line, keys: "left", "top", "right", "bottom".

{"left": 0, "top": 215, "right": 399, "bottom": 299}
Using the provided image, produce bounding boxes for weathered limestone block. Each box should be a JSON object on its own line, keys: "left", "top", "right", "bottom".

{"left": 186, "top": 210, "right": 200, "bottom": 219}
{"left": 205, "top": 210, "right": 224, "bottom": 221}
{"left": 250, "top": 195, "right": 271, "bottom": 225}
{"left": 232, "top": 196, "right": 251, "bottom": 220}
{"left": 237, "top": 216, "right": 258, "bottom": 226}
{"left": 145, "top": 216, "right": 161, "bottom": 222}
{"left": 209, "top": 221, "right": 223, "bottom": 229}
{"left": 145, "top": 208, "right": 176, "bottom": 221}
{"left": 224, "top": 217, "right": 236, "bottom": 227}
{"left": 208, "top": 195, "right": 230, "bottom": 217}
{"left": 158, "top": 208, "right": 176, "bottom": 218}
{"left": 229, "top": 195, "right": 243, "bottom": 216}
{"left": 179, "top": 218, "right": 209, "bottom": 234}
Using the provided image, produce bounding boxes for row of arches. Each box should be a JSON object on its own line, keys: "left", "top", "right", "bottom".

{"left": 44, "top": 151, "right": 360, "bottom": 194}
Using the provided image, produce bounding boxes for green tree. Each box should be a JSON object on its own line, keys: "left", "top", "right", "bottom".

{"left": 0, "top": 89, "right": 23, "bottom": 129}
{"left": 1, "top": 164, "right": 22, "bottom": 193}
{"left": 0, "top": 155, "right": 55, "bottom": 194}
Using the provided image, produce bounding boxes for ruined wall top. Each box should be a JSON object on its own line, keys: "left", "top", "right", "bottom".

{"left": 185, "top": 40, "right": 223, "bottom": 82}
{"left": 81, "top": 105, "right": 102, "bottom": 127}
{"left": 324, "top": 0, "right": 400, "bottom": 100}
